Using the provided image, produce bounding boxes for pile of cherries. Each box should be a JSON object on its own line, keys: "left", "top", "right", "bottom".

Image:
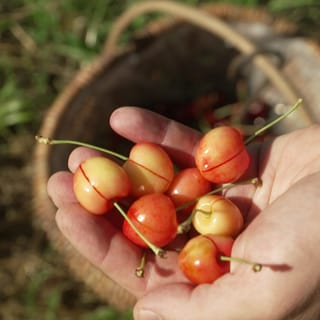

{"left": 37, "top": 99, "right": 301, "bottom": 285}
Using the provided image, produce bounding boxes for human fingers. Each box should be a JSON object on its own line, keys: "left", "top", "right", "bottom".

{"left": 47, "top": 147, "right": 103, "bottom": 207}
{"left": 55, "top": 202, "right": 189, "bottom": 298}
{"left": 68, "top": 146, "right": 102, "bottom": 173}
{"left": 109, "top": 106, "right": 265, "bottom": 217}
{"left": 52, "top": 147, "right": 189, "bottom": 297}
{"left": 48, "top": 151, "right": 147, "bottom": 295}
{"left": 47, "top": 171, "right": 77, "bottom": 207}
{"left": 134, "top": 173, "right": 320, "bottom": 320}
{"left": 109, "top": 106, "right": 202, "bottom": 167}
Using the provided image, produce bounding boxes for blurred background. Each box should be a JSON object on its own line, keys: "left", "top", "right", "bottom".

{"left": 1, "top": 1, "right": 319, "bottom": 319}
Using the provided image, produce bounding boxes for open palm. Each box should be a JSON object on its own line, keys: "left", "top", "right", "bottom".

{"left": 48, "top": 107, "right": 320, "bottom": 320}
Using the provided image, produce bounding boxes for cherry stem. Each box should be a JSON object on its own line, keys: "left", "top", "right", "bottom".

{"left": 177, "top": 209, "right": 206, "bottom": 234}
{"left": 35, "top": 135, "right": 128, "bottom": 161}
{"left": 244, "top": 98, "right": 302, "bottom": 145}
{"left": 220, "top": 255, "right": 262, "bottom": 272}
{"left": 113, "top": 201, "right": 166, "bottom": 258}
{"left": 176, "top": 177, "right": 261, "bottom": 213}
{"left": 136, "top": 250, "right": 147, "bottom": 278}
{"left": 177, "top": 177, "right": 261, "bottom": 234}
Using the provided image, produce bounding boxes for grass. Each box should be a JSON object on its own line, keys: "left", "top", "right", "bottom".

{"left": 1, "top": 0, "right": 319, "bottom": 319}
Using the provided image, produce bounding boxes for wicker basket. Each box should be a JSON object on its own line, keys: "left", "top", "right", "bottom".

{"left": 33, "top": 1, "right": 320, "bottom": 311}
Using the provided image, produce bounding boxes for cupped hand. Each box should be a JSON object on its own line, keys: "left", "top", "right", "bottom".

{"left": 47, "top": 106, "right": 320, "bottom": 320}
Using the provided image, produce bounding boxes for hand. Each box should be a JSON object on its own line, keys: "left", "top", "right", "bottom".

{"left": 47, "top": 106, "right": 320, "bottom": 320}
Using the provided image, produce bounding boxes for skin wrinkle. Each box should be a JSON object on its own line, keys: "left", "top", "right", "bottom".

{"left": 57, "top": 205, "right": 113, "bottom": 266}
{"left": 270, "top": 143, "right": 294, "bottom": 197}
{"left": 283, "top": 271, "right": 320, "bottom": 320}
{"left": 286, "top": 148, "right": 320, "bottom": 188}
{"left": 294, "top": 154, "right": 320, "bottom": 181}
{"left": 157, "top": 116, "right": 172, "bottom": 148}
{"left": 223, "top": 141, "right": 269, "bottom": 224}
{"left": 47, "top": 171, "right": 78, "bottom": 206}
{"left": 284, "top": 287, "right": 320, "bottom": 320}
{"left": 270, "top": 126, "right": 320, "bottom": 200}
{"left": 187, "top": 283, "right": 213, "bottom": 320}
{"left": 242, "top": 142, "right": 264, "bottom": 223}
{"left": 258, "top": 139, "right": 278, "bottom": 208}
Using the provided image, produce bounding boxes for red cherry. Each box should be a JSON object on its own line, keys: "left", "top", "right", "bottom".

{"left": 122, "top": 193, "right": 178, "bottom": 248}
{"left": 166, "top": 167, "right": 212, "bottom": 219}
{"left": 178, "top": 234, "right": 233, "bottom": 284}
{"left": 73, "top": 157, "right": 131, "bottom": 215}
{"left": 195, "top": 126, "right": 250, "bottom": 184}
{"left": 123, "top": 142, "right": 174, "bottom": 197}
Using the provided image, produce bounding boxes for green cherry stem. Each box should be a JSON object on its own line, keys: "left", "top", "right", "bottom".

{"left": 220, "top": 255, "right": 263, "bottom": 272}
{"left": 177, "top": 209, "right": 206, "bottom": 234}
{"left": 113, "top": 201, "right": 166, "bottom": 258}
{"left": 35, "top": 135, "right": 128, "bottom": 161}
{"left": 176, "top": 177, "right": 262, "bottom": 213}
{"left": 244, "top": 98, "right": 303, "bottom": 145}
{"left": 136, "top": 250, "right": 147, "bottom": 278}
{"left": 176, "top": 177, "right": 261, "bottom": 234}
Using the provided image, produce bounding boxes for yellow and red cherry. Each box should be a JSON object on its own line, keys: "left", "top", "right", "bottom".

{"left": 123, "top": 142, "right": 174, "bottom": 197}
{"left": 178, "top": 234, "right": 233, "bottom": 284}
{"left": 192, "top": 194, "right": 243, "bottom": 238}
{"left": 166, "top": 167, "right": 212, "bottom": 218}
{"left": 73, "top": 156, "right": 131, "bottom": 215}
{"left": 195, "top": 126, "right": 250, "bottom": 184}
{"left": 178, "top": 234, "right": 262, "bottom": 284}
{"left": 122, "top": 193, "right": 178, "bottom": 248}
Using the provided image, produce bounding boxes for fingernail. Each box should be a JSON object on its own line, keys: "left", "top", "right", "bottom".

{"left": 137, "top": 309, "right": 162, "bottom": 320}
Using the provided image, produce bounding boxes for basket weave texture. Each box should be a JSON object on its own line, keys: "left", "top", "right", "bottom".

{"left": 33, "top": 3, "right": 320, "bottom": 311}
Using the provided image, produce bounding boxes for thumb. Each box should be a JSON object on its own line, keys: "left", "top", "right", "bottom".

{"left": 133, "top": 283, "right": 194, "bottom": 320}
{"left": 132, "top": 279, "right": 248, "bottom": 320}
{"left": 132, "top": 264, "right": 296, "bottom": 320}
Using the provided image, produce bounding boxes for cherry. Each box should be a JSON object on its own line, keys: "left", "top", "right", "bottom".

{"left": 166, "top": 167, "right": 212, "bottom": 218}
{"left": 193, "top": 99, "right": 302, "bottom": 185}
{"left": 178, "top": 234, "right": 262, "bottom": 284}
{"left": 73, "top": 156, "right": 131, "bottom": 215}
{"left": 122, "top": 193, "right": 178, "bottom": 248}
{"left": 35, "top": 136, "right": 174, "bottom": 198}
{"left": 178, "top": 234, "right": 233, "bottom": 284}
{"left": 192, "top": 194, "right": 243, "bottom": 238}
{"left": 123, "top": 142, "right": 175, "bottom": 197}
{"left": 193, "top": 99, "right": 303, "bottom": 184}
{"left": 36, "top": 99, "right": 300, "bottom": 276}
{"left": 195, "top": 126, "right": 250, "bottom": 184}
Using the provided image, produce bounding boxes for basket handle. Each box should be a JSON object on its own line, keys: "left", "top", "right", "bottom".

{"left": 103, "top": 0, "right": 314, "bottom": 125}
